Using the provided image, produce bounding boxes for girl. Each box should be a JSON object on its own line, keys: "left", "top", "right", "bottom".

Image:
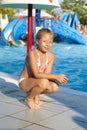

{"left": 19, "top": 28, "right": 68, "bottom": 109}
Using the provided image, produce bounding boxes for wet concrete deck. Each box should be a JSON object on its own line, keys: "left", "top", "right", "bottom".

{"left": 0, "top": 72, "right": 87, "bottom": 130}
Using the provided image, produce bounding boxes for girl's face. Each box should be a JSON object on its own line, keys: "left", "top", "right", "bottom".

{"left": 36, "top": 33, "right": 53, "bottom": 53}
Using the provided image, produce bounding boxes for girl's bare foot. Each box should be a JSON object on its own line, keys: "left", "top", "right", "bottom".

{"left": 34, "top": 95, "right": 41, "bottom": 106}
{"left": 25, "top": 97, "right": 35, "bottom": 109}
{"left": 25, "top": 97, "right": 40, "bottom": 109}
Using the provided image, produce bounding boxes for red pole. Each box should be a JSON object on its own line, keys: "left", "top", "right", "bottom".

{"left": 27, "top": 4, "right": 32, "bottom": 52}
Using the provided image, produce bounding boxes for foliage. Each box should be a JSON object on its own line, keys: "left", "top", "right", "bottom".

{"left": 46, "top": 9, "right": 58, "bottom": 17}
{"left": 61, "top": 0, "right": 87, "bottom": 25}
{"left": 0, "top": 7, "right": 17, "bottom": 21}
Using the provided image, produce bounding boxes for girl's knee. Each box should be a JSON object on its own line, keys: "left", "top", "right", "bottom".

{"left": 49, "top": 83, "right": 59, "bottom": 93}
{"left": 37, "top": 79, "right": 59, "bottom": 93}
{"left": 53, "top": 84, "right": 59, "bottom": 92}
{"left": 38, "top": 79, "right": 49, "bottom": 90}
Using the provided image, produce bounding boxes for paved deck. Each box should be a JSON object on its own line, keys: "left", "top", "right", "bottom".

{"left": 0, "top": 72, "right": 87, "bottom": 130}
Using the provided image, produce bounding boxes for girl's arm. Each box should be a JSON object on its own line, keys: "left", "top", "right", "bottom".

{"left": 28, "top": 50, "right": 68, "bottom": 84}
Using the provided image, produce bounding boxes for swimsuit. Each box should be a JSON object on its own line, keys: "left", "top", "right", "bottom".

{"left": 19, "top": 77, "right": 26, "bottom": 83}
{"left": 19, "top": 50, "right": 48, "bottom": 83}
{"left": 36, "top": 50, "right": 48, "bottom": 72}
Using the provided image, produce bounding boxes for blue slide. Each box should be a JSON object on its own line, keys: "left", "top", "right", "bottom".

{"left": 1, "top": 19, "right": 20, "bottom": 45}
{"left": 70, "top": 12, "right": 79, "bottom": 30}
{"left": 45, "top": 12, "right": 87, "bottom": 45}
{"left": 1, "top": 18, "right": 27, "bottom": 45}
{"left": 1, "top": 12, "right": 87, "bottom": 45}
{"left": 51, "top": 20, "right": 87, "bottom": 45}
{"left": 12, "top": 18, "right": 28, "bottom": 41}
{"left": 61, "top": 12, "right": 72, "bottom": 26}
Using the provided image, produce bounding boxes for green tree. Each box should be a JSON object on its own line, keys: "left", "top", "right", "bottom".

{"left": 61, "top": 0, "right": 87, "bottom": 25}
{"left": 46, "top": 8, "right": 63, "bottom": 18}
{"left": 0, "top": 6, "right": 17, "bottom": 20}
{"left": 46, "top": 9, "right": 59, "bottom": 17}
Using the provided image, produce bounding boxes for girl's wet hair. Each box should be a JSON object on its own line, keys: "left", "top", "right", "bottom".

{"left": 36, "top": 28, "right": 54, "bottom": 40}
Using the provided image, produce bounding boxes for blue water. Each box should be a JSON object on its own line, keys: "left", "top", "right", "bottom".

{"left": 0, "top": 43, "right": 87, "bottom": 92}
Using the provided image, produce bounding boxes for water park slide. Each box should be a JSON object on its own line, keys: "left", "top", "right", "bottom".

{"left": 1, "top": 19, "right": 20, "bottom": 45}
{"left": 1, "top": 12, "right": 87, "bottom": 45}
{"left": 1, "top": 18, "right": 27, "bottom": 45}
{"left": 70, "top": 12, "right": 79, "bottom": 30}
{"left": 60, "top": 12, "right": 72, "bottom": 27}
{"left": 51, "top": 20, "right": 87, "bottom": 45}
{"left": 55, "top": 12, "right": 87, "bottom": 44}
{"left": 12, "top": 18, "right": 28, "bottom": 41}
{"left": 45, "top": 12, "right": 87, "bottom": 45}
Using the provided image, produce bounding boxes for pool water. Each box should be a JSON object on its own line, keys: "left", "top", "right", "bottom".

{"left": 0, "top": 43, "right": 87, "bottom": 92}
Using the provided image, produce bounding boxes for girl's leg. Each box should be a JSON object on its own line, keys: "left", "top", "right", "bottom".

{"left": 34, "top": 95, "right": 42, "bottom": 106}
{"left": 45, "top": 81, "right": 59, "bottom": 93}
{"left": 19, "top": 78, "right": 48, "bottom": 109}
{"left": 19, "top": 78, "right": 59, "bottom": 109}
{"left": 26, "top": 80, "right": 59, "bottom": 109}
{"left": 26, "top": 84, "right": 44, "bottom": 109}
{"left": 34, "top": 81, "right": 59, "bottom": 108}
{"left": 19, "top": 78, "right": 42, "bottom": 109}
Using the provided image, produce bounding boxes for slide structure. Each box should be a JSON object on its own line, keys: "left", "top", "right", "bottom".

{"left": 1, "top": 12, "right": 87, "bottom": 45}
{"left": 1, "top": 19, "right": 19, "bottom": 45}
{"left": 1, "top": 18, "right": 27, "bottom": 45}
{"left": 12, "top": 18, "right": 27, "bottom": 41}
{"left": 70, "top": 12, "right": 79, "bottom": 30}
{"left": 52, "top": 20, "right": 87, "bottom": 45}
{"left": 60, "top": 12, "right": 72, "bottom": 27}
{"left": 45, "top": 12, "right": 87, "bottom": 45}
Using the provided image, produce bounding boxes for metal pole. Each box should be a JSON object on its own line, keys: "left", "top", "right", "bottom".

{"left": 27, "top": 4, "right": 32, "bottom": 52}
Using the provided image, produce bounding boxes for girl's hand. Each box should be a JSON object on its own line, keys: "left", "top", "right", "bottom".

{"left": 56, "top": 74, "right": 68, "bottom": 84}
